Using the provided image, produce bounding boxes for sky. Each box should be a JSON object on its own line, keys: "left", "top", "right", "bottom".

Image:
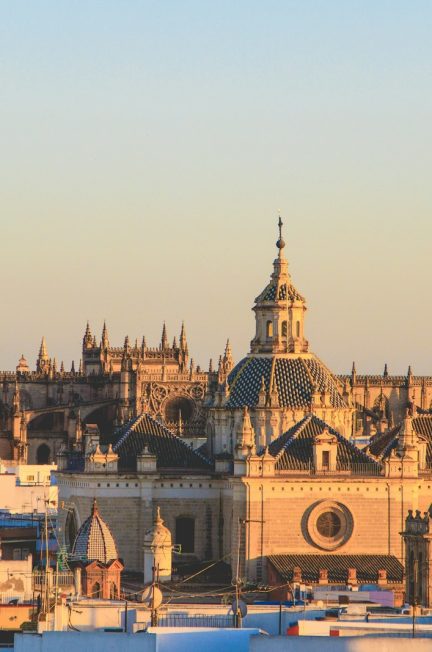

{"left": 0, "top": 1, "right": 431, "bottom": 375}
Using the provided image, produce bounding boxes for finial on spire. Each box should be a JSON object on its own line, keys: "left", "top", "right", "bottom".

{"left": 155, "top": 506, "right": 163, "bottom": 525}
{"left": 91, "top": 498, "right": 99, "bottom": 515}
{"left": 276, "top": 214, "right": 285, "bottom": 251}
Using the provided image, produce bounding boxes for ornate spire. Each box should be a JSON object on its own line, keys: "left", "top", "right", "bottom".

{"left": 83, "top": 322, "right": 93, "bottom": 350}
{"left": 179, "top": 322, "right": 188, "bottom": 351}
{"left": 235, "top": 406, "right": 255, "bottom": 457}
{"left": 223, "top": 339, "right": 234, "bottom": 373}
{"left": 91, "top": 497, "right": 99, "bottom": 515}
{"left": 172, "top": 335, "right": 178, "bottom": 349}
{"left": 39, "top": 336, "right": 48, "bottom": 359}
{"left": 101, "top": 321, "right": 109, "bottom": 349}
{"left": 383, "top": 363, "right": 388, "bottom": 377}
{"left": 161, "top": 322, "right": 168, "bottom": 350}
{"left": 37, "top": 337, "right": 50, "bottom": 373}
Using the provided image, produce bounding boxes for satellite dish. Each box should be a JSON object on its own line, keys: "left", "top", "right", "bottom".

{"left": 230, "top": 598, "right": 247, "bottom": 618}
{"left": 139, "top": 585, "right": 163, "bottom": 609}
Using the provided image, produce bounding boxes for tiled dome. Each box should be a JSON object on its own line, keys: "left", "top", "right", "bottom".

{"left": 227, "top": 355, "right": 348, "bottom": 410}
{"left": 72, "top": 499, "right": 119, "bottom": 564}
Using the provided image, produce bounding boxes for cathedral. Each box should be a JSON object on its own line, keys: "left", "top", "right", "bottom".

{"left": 2, "top": 220, "right": 432, "bottom": 587}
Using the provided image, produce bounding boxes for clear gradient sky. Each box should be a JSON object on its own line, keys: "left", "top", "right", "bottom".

{"left": 1, "top": 1, "right": 431, "bottom": 374}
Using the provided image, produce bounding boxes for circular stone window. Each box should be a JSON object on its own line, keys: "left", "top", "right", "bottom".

{"left": 306, "top": 501, "right": 353, "bottom": 551}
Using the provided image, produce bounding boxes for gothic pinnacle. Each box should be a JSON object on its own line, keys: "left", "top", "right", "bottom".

{"left": 161, "top": 322, "right": 168, "bottom": 350}
{"left": 38, "top": 336, "right": 48, "bottom": 359}
{"left": 180, "top": 322, "right": 188, "bottom": 350}
{"left": 83, "top": 321, "right": 93, "bottom": 349}
{"left": 101, "top": 321, "right": 109, "bottom": 348}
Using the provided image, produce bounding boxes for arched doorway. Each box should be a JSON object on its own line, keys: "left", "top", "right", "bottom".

{"left": 36, "top": 444, "right": 50, "bottom": 464}
{"left": 93, "top": 582, "right": 102, "bottom": 598}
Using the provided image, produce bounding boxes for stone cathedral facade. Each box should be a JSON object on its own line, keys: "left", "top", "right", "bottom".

{"left": 2, "top": 220, "right": 432, "bottom": 587}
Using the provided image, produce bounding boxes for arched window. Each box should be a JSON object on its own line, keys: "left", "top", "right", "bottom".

{"left": 295, "top": 321, "right": 300, "bottom": 338}
{"left": 110, "top": 582, "right": 118, "bottom": 599}
{"left": 281, "top": 321, "right": 287, "bottom": 338}
{"left": 36, "top": 444, "right": 50, "bottom": 464}
{"left": 93, "top": 582, "right": 102, "bottom": 598}
{"left": 266, "top": 321, "right": 273, "bottom": 338}
{"left": 176, "top": 516, "right": 195, "bottom": 554}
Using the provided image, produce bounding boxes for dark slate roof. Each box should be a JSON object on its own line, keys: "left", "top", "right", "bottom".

{"left": 368, "top": 425, "right": 400, "bottom": 458}
{"left": 113, "top": 413, "right": 213, "bottom": 471}
{"left": 268, "top": 414, "right": 382, "bottom": 472}
{"left": 369, "top": 415, "right": 432, "bottom": 465}
{"left": 227, "top": 356, "right": 347, "bottom": 410}
{"left": 268, "top": 554, "right": 404, "bottom": 583}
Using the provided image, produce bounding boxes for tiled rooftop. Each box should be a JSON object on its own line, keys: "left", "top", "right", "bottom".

{"left": 268, "top": 553, "right": 403, "bottom": 583}
{"left": 369, "top": 414, "right": 432, "bottom": 465}
{"left": 268, "top": 414, "right": 382, "bottom": 472}
{"left": 113, "top": 412, "right": 213, "bottom": 471}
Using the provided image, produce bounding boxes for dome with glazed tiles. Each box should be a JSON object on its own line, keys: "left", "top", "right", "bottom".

{"left": 72, "top": 499, "right": 119, "bottom": 564}
{"left": 227, "top": 355, "right": 348, "bottom": 410}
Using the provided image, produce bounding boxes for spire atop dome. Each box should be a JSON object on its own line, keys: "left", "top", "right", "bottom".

{"left": 276, "top": 214, "right": 285, "bottom": 252}
{"left": 250, "top": 216, "right": 308, "bottom": 355}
